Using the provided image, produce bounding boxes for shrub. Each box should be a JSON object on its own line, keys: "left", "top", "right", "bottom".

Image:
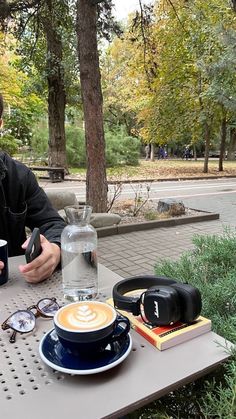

{"left": 151, "top": 231, "right": 236, "bottom": 418}
{"left": 66, "top": 125, "right": 86, "bottom": 167}
{"left": 105, "top": 127, "right": 141, "bottom": 167}
{"left": 0, "top": 133, "right": 21, "bottom": 156}
{"left": 30, "top": 123, "right": 141, "bottom": 168}
{"left": 31, "top": 125, "right": 48, "bottom": 157}
{"left": 134, "top": 231, "right": 236, "bottom": 418}
{"left": 30, "top": 124, "right": 86, "bottom": 166}
{"left": 65, "top": 125, "right": 141, "bottom": 167}
{"left": 155, "top": 232, "right": 236, "bottom": 342}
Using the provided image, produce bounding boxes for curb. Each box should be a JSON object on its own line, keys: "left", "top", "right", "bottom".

{"left": 96, "top": 209, "right": 220, "bottom": 238}
{"left": 38, "top": 174, "right": 236, "bottom": 183}
{"left": 106, "top": 175, "right": 236, "bottom": 184}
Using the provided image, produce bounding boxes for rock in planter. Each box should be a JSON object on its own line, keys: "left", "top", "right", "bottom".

{"left": 157, "top": 199, "right": 185, "bottom": 216}
{"left": 58, "top": 210, "right": 121, "bottom": 228}
{"left": 46, "top": 190, "right": 77, "bottom": 210}
{"left": 90, "top": 213, "right": 121, "bottom": 228}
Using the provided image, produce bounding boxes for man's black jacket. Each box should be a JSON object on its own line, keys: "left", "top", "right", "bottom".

{"left": 0, "top": 152, "right": 66, "bottom": 256}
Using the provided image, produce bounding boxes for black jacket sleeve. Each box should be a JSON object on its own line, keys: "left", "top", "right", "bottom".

{"left": 0, "top": 152, "right": 67, "bottom": 254}
{"left": 24, "top": 169, "right": 67, "bottom": 245}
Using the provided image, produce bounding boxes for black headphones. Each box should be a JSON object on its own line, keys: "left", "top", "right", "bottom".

{"left": 113, "top": 275, "right": 202, "bottom": 326}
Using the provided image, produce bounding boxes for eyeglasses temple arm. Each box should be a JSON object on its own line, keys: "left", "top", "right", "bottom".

{"left": 10, "top": 330, "right": 17, "bottom": 344}
{"left": 1, "top": 320, "right": 9, "bottom": 330}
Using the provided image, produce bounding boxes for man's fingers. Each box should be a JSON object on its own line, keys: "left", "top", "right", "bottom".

{"left": 21, "top": 237, "right": 30, "bottom": 250}
{"left": 19, "top": 253, "right": 48, "bottom": 273}
{"left": 19, "top": 235, "right": 60, "bottom": 283}
{"left": 20, "top": 260, "right": 52, "bottom": 283}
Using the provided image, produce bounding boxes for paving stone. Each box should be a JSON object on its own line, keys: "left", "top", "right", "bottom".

{"left": 97, "top": 193, "right": 236, "bottom": 277}
{"left": 115, "top": 269, "right": 130, "bottom": 278}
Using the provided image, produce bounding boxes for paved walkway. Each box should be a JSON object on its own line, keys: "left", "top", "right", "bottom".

{"left": 98, "top": 193, "right": 236, "bottom": 278}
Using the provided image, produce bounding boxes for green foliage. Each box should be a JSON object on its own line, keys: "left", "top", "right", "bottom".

{"left": 202, "top": 358, "right": 236, "bottom": 419}
{"left": 104, "top": 0, "right": 236, "bottom": 162}
{"left": 29, "top": 122, "right": 140, "bottom": 168}
{"left": 144, "top": 210, "right": 158, "bottom": 221}
{"left": 63, "top": 125, "right": 141, "bottom": 168}
{"left": 105, "top": 127, "right": 141, "bottom": 166}
{"left": 65, "top": 125, "right": 86, "bottom": 167}
{"left": 4, "top": 94, "right": 45, "bottom": 146}
{"left": 30, "top": 123, "right": 48, "bottom": 158}
{"left": 30, "top": 122, "right": 85, "bottom": 166}
{"left": 0, "top": 133, "right": 20, "bottom": 156}
{"left": 149, "top": 231, "right": 236, "bottom": 418}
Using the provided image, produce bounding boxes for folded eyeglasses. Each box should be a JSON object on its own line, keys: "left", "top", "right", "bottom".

{"left": 1, "top": 297, "right": 60, "bottom": 343}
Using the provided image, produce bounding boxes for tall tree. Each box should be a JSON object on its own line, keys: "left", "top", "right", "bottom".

{"left": 104, "top": 0, "right": 236, "bottom": 172}
{"left": 0, "top": 0, "right": 69, "bottom": 169}
{"left": 40, "top": 0, "right": 67, "bottom": 168}
{"left": 227, "top": 126, "right": 236, "bottom": 160}
{"left": 77, "top": 0, "right": 107, "bottom": 212}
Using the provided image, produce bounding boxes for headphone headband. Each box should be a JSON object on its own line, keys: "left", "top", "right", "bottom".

{"left": 113, "top": 275, "right": 177, "bottom": 316}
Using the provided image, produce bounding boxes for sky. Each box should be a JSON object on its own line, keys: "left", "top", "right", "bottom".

{"left": 113, "top": 0, "right": 152, "bottom": 21}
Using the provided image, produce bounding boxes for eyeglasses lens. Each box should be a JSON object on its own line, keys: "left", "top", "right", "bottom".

{"left": 38, "top": 298, "right": 59, "bottom": 316}
{"left": 8, "top": 310, "right": 35, "bottom": 333}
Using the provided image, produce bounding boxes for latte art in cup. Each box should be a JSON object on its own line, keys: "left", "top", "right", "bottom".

{"left": 57, "top": 302, "right": 115, "bottom": 331}
{"left": 54, "top": 301, "right": 131, "bottom": 354}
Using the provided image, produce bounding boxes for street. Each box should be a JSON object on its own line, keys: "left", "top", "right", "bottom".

{"left": 41, "top": 177, "right": 236, "bottom": 226}
{"left": 39, "top": 175, "right": 236, "bottom": 282}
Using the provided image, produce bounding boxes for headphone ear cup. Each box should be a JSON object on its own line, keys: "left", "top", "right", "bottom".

{"left": 142, "top": 286, "right": 181, "bottom": 325}
{"left": 112, "top": 275, "right": 177, "bottom": 316}
{"left": 171, "top": 283, "right": 202, "bottom": 323}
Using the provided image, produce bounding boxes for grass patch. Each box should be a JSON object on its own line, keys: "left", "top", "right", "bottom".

{"left": 68, "top": 167, "right": 86, "bottom": 175}
{"left": 129, "top": 231, "right": 236, "bottom": 419}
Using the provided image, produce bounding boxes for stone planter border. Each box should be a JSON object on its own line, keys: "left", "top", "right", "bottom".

{"left": 96, "top": 209, "right": 219, "bottom": 238}
{"left": 62, "top": 174, "right": 236, "bottom": 183}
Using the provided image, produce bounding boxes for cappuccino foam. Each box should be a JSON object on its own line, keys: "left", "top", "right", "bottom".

{"left": 57, "top": 302, "right": 115, "bottom": 331}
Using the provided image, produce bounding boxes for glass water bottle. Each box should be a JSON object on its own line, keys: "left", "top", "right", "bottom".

{"left": 61, "top": 205, "right": 98, "bottom": 302}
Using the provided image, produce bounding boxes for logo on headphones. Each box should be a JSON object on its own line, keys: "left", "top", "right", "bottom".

{"left": 154, "top": 301, "right": 159, "bottom": 318}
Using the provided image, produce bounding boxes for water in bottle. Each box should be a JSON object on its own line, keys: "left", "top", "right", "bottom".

{"left": 61, "top": 205, "right": 98, "bottom": 301}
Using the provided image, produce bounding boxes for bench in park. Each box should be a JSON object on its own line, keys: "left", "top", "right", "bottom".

{"left": 29, "top": 165, "right": 65, "bottom": 183}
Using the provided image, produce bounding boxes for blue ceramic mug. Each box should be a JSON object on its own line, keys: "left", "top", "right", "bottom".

{"left": 0, "top": 240, "right": 8, "bottom": 286}
{"left": 54, "top": 301, "right": 130, "bottom": 355}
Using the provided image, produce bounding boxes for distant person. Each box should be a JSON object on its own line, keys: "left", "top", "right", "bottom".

{"left": 0, "top": 93, "right": 66, "bottom": 283}
{"left": 158, "top": 146, "right": 165, "bottom": 159}
{"left": 183, "top": 147, "right": 191, "bottom": 160}
{"left": 145, "top": 144, "right": 150, "bottom": 160}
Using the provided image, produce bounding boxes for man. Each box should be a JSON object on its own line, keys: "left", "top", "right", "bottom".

{"left": 145, "top": 144, "right": 150, "bottom": 160}
{"left": 0, "top": 93, "right": 66, "bottom": 283}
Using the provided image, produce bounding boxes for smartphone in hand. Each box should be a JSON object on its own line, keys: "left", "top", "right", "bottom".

{"left": 25, "top": 228, "right": 42, "bottom": 263}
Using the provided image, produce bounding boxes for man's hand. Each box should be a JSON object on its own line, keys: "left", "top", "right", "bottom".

{"left": 19, "top": 235, "right": 61, "bottom": 283}
{"left": 0, "top": 260, "right": 4, "bottom": 275}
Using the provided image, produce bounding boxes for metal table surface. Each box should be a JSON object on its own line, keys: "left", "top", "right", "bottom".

{"left": 0, "top": 257, "right": 232, "bottom": 419}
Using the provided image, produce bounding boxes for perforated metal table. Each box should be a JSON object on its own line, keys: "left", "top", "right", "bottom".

{"left": 0, "top": 257, "right": 232, "bottom": 419}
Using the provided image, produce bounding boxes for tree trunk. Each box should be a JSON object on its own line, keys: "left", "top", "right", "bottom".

{"left": 77, "top": 0, "right": 107, "bottom": 212}
{"left": 203, "top": 123, "right": 210, "bottom": 173}
{"left": 193, "top": 144, "right": 197, "bottom": 161}
{"left": 219, "top": 116, "right": 227, "bottom": 172}
{"left": 150, "top": 143, "right": 155, "bottom": 161}
{"left": 42, "top": 1, "right": 67, "bottom": 170}
{"left": 227, "top": 127, "right": 236, "bottom": 161}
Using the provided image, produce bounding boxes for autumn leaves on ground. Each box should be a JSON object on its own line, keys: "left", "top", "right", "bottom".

{"left": 70, "top": 159, "right": 236, "bottom": 182}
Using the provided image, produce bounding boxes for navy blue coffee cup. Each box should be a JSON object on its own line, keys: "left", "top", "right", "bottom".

{"left": 54, "top": 301, "right": 130, "bottom": 355}
{"left": 0, "top": 240, "right": 8, "bottom": 286}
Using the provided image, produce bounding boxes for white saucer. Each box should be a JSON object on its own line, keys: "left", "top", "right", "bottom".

{"left": 39, "top": 328, "right": 132, "bottom": 375}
